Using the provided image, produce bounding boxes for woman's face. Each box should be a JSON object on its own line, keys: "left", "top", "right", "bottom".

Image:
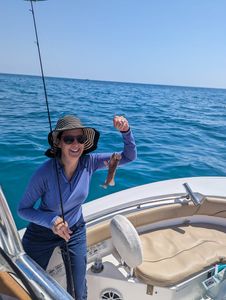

{"left": 58, "top": 129, "right": 85, "bottom": 161}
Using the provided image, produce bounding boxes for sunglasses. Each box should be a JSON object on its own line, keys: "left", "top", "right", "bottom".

{"left": 62, "top": 135, "right": 87, "bottom": 145}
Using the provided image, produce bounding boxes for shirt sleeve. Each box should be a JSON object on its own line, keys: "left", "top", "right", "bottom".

{"left": 17, "top": 165, "right": 57, "bottom": 229}
{"left": 91, "top": 129, "right": 137, "bottom": 171}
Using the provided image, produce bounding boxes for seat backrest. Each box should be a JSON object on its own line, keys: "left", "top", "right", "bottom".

{"left": 110, "top": 215, "right": 143, "bottom": 268}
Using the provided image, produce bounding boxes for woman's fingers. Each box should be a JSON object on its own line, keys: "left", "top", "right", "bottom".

{"left": 113, "top": 115, "right": 129, "bottom": 131}
{"left": 52, "top": 220, "right": 72, "bottom": 241}
{"left": 59, "top": 225, "right": 71, "bottom": 241}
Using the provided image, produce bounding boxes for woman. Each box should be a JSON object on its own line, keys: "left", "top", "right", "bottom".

{"left": 18, "top": 114, "right": 136, "bottom": 300}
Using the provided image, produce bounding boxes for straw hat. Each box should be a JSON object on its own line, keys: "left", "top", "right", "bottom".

{"left": 45, "top": 115, "right": 100, "bottom": 157}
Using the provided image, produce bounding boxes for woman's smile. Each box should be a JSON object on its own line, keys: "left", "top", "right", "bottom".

{"left": 68, "top": 146, "right": 83, "bottom": 156}
{"left": 60, "top": 129, "right": 85, "bottom": 160}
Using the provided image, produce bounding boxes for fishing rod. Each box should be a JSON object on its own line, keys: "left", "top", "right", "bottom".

{"left": 25, "top": 1, "right": 76, "bottom": 298}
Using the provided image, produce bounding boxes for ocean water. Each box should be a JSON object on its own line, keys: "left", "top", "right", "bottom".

{"left": 0, "top": 73, "right": 226, "bottom": 230}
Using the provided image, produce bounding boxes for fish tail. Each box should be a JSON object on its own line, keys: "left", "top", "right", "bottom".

{"left": 100, "top": 184, "right": 108, "bottom": 189}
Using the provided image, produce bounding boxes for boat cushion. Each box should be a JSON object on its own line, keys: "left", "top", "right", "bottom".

{"left": 86, "top": 197, "right": 226, "bottom": 247}
{"left": 0, "top": 271, "right": 31, "bottom": 300}
{"left": 135, "top": 224, "right": 226, "bottom": 287}
{"left": 110, "top": 215, "right": 143, "bottom": 268}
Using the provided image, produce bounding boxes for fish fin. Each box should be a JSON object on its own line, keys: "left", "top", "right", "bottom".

{"left": 104, "top": 160, "right": 109, "bottom": 168}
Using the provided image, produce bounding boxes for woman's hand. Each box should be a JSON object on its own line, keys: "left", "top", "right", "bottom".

{"left": 52, "top": 217, "right": 72, "bottom": 242}
{"left": 113, "top": 115, "right": 129, "bottom": 132}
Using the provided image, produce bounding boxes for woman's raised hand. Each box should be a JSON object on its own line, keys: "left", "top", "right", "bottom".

{"left": 113, "top": 115, "right": 129, "bottom": 132}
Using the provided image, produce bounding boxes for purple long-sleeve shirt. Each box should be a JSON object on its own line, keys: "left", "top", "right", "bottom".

{"left": 18, "top": 130, "right": 136, "bottom": 229}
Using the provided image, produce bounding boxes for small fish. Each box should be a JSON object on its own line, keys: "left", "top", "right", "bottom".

{"left": 101, "top": 153, "right": 122, "bottom": 189}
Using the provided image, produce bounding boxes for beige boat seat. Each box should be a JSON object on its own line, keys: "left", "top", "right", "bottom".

{"left": 0, "top": 271, "right": 31, "bottom": 300}
{"left": 110, "top": 215, "right": 143, "bottom": 269}
{"left": 86, "top": 197, "right": 226, "bottom": 287}
{"left": 87, "top": 197, "right": 226, "bottom": 247}
{"left": 136, "top": 224, "right": 226, "bottom": 287}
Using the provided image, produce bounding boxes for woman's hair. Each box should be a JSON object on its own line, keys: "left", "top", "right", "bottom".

{"left": 57, "top": 131, "right": 63, "bottom": 141}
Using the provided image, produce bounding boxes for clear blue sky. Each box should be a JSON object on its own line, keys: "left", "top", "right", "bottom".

{"left": 1, "top": 0, "right": 226, "bottom": 88}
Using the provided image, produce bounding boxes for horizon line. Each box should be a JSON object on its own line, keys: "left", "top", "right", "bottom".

{"left": 1, "top": 72, "right": 225, "bottom": 91}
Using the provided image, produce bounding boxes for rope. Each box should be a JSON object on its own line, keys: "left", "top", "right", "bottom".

{"left": 28, "top": 1, "right": 76, "bottom": 298}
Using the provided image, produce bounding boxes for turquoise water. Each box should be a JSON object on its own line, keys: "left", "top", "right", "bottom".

{"left": 0, "top": 73, "right": 226, "bottom": 229}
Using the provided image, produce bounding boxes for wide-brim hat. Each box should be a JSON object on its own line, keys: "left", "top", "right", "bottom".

{"left": 46, "top": 115, "right": 100, "bottom": 157}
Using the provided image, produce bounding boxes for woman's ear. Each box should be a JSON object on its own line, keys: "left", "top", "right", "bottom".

{"left": 55, "top": 138, "right": 61, "bottom": 148}
{"left": 48, "top": 132, "right": 54, "bottom": 146}
{"left": 55, "top": 132, "right": 63, "bottom": 148}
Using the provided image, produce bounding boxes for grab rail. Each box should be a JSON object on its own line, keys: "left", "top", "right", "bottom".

{"left": 85, "top": 183, "right": 206, "bottom": 227}
{"left": 0, "top": 186, "right": 23, "bottom": 256}
{"left": 85, "top": 194, "right": 188, "bottom": 226}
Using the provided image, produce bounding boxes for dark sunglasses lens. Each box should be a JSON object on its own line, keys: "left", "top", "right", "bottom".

{"left": 77, "top": 135, "right": 87, "bottom": 144}
{"left": 63, "top": 136, "right": 74, "bottom": 144}
{"left": 63, "top": 135, "right": 87, "bottom": 144}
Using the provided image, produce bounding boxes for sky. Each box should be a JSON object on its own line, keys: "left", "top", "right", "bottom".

{"left": 0, "top": 0, "right": 226, "bottom": 89}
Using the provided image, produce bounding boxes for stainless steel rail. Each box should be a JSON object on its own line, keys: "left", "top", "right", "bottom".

{"left": 85, "top": 193, "right": 189, "bottom": 226}
{"left": 0, "top": 186, "right": 23, "bottom": 256}
{"left": 85, "top": 183, "right": 207, "bottom": 226}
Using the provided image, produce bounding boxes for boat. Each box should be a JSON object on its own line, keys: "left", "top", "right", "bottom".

{"left": 2, "top": 2, "right": 225, "bottom": 299}
{"left": 1, "top": 176, "right": 226, "bottom": 299}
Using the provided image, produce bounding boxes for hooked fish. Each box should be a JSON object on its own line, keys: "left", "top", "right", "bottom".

{"left": 101, "top": 153, "right": 122, "bottom": 189}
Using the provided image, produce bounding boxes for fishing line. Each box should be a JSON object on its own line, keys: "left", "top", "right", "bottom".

{"left": 25, "top": 0, "right": 76, "bottom": 298}
{"left": 28, "top": 0, "right": 52, "bottom": 133}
